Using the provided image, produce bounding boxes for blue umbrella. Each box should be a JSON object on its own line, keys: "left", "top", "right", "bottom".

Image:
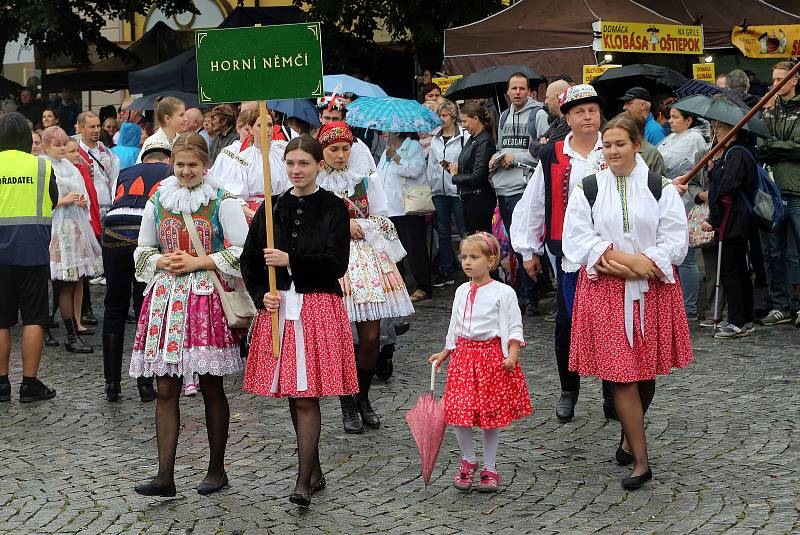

{"left": 266, "top": 99, "right": 320, "bottom": 127}
{"left": 346, "top": 97, "right": 442, "bottom": 132}
{"left": 324, "top": 75, "right": 387, "bottom": 97}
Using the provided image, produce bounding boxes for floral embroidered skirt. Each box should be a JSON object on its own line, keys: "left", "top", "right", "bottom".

{"left": 243, "top": 293, "right": 358, "bottom": 398}
{"left": 342, "top": 239, "right": 414, "bottom": 322}
{"left": 569, "top": 268, "right": 693, "bottom": 383}
{"left": 444, "top": 337, "right": 532, "bottom": 428}
{"left": 129, "top": 287, "right": 243, "bottom": 378}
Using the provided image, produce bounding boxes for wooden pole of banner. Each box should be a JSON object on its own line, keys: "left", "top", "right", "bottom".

{"left": 258, "top": 100, "right": 280, "bottom": 359}
{"left": 678, "top": 60, "right": 800, "bottom": 185}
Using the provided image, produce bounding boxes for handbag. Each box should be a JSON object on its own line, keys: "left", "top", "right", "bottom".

{"left": 687, "top": 203, "right": 715, "bottom": 248}
{"left": 402, "top": 177, "right": 435, "bottom": 215}
{"left": 181, "top": 211, "right": 256, "bottom": 329}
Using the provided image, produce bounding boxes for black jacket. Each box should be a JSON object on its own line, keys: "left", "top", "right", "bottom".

{"left": 708, "top": 142, "right": 757, "bottom": 242}
{"left": 453, "top": 129, "right": 494, "bottom": 195}
{"left": 241, "top": 188, "right": 350, "bottom": 308}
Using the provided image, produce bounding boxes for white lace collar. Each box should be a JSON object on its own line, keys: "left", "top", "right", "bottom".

{"left": 317, "top": 166, "right": 365, "bottom": 197}
{"left": 157, "top": 175, "right": 217, "bottom": 213}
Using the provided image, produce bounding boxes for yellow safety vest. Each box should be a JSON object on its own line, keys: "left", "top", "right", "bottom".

{"left": 0, "top": 150, "right": 52, "bottom": 225}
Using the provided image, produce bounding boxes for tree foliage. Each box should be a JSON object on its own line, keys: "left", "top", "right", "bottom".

{"left": 0, "top": 0, "right": 197, "bottom": 71}
{"left": 295, "top": 0, "right": 506, "bottom": 72}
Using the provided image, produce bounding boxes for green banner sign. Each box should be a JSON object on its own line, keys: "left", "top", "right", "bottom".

{"left": 195, "top": 23, "right": 324, "bottom": 104}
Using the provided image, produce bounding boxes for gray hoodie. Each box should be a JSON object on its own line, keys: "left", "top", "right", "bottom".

{"left": 492, "top": 97, "right": 548, "bottom": 196}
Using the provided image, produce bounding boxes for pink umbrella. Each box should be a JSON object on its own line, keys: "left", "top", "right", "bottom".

{"left": 405, "top": 363, "right": 447, "bottom": 488}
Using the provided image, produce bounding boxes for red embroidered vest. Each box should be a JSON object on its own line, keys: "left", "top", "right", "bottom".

{"left": 539, "top": 139, "right": 571, "bottom": 257}
{"left": 344, "top": 178, "right": 369, "bottom": 219}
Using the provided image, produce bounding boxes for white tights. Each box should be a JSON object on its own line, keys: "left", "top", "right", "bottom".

{"left": 452, "top": 426, "right": 500, "bottom": 472}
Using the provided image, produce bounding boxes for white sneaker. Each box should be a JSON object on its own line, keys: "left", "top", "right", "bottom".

{"left": 714, "top": 323, "right": 753, "bottom": 339}
{"left": 184, "top": 383, "right": 198, "bottom": 397}
{"left": 89, "top": 276, "right": 106, "bottom": 286}
{"left": 760, "top": 309, "right": 791, "bottom": 326}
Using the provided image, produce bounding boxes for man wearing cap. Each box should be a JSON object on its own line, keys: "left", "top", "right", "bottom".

{"left": 621, "top": 87, "right": 665, "bottom": 146}
{"left": 0, "top": 112, "right": 58, "bottom": 403}
{"left": 209, "top": 104, "right": 238, "bottom": 164}
{"left": 100, "top": 141, "right": 173, "bottom": 403}
{"left": 510, "top": 84, "right": 608, "bottom": 422}
{"left": 316, "top": 95, "right": 376, "bottom": 175}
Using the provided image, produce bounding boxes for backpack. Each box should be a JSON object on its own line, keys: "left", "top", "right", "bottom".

{"left": 499, "top": 101, "right": 545, "bottom": 143}
{"left": 725, "top": 146, "right": 786, "bottom": 233}
{"left": 582, "top": 171, "right": 664, "bottom": 212}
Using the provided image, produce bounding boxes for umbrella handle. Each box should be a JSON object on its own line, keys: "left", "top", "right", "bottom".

{"left": 430, "top": 362, "right": 437, "bottom": 393}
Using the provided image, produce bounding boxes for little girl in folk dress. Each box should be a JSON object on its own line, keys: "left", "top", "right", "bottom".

{"left": 430, "top": 232, "right": 532, "bottom": 493}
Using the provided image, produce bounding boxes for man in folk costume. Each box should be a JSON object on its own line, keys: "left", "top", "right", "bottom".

{"left": 510, "top": 84, "right": 615, "bottom": 422}
{"left": 78, "top": 111, "right": 120, "bottom": 220}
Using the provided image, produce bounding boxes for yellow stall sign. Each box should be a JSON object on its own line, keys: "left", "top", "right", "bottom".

{"left": 732, "top": 25, "right": 800, "bottom": 58}
{"left": 692, "top": 63, "right": 715, "bottom": 83}
{"left": 598, "top": 21, "right": 703, "bottom": 55}
{"left": 583, "top": 64, "right": 621, "bottom": 84}
{"left": 433, "top": 75, "right": 463, "bottom": 95}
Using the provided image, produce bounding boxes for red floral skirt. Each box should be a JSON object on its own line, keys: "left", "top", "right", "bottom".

{"left": 569, "top": 268, "right": 693, "bottom": 383}
{"left": 444, "top": 337, "right": 533, "bottom": 428}
{"left": 243, "top": 292, "right": 358, "bottom": 398}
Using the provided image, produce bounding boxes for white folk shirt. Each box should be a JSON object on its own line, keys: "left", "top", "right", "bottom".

{"left": 136, "top": 128, "right": 180, "bottom": 164}
{"left": 562, "top": 155, "right": 688, "bottom": 346}
{"left": 509, "top": 132, "right": 603, "bottom": 262}
{"left": 207, "top": 140, "right": 291, "bottom": 202}
{"left": 79, "top": 139, "right": 119, "bottom": 210}
{"left": 445, "top": 280, "right": 525, "bottom": 359}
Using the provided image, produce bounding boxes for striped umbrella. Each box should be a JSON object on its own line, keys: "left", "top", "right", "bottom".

{"left": 346, "top": 97, "right": 442, "bottom": 132}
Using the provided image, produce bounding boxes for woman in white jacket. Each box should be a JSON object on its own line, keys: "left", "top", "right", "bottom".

{"left": 427, "top": 100, "right": 468, "bottom": 287}
{"left": 377, "top": 132, "right": 431, "bottom": 302}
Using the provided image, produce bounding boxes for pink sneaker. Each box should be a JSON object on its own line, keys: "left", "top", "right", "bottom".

{"left": 476, "top": 469, "right": 501, "bottom": 493}
{"left": 452, "top": 458, "right": 478, "bottom": 491}
{"left": 184, "top": 383, "right": 198, "bottom": 397}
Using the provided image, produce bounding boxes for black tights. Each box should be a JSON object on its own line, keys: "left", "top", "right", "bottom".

{"left": 355, "top": 320, "right": 379, "bottom": 400}
{"left": 58, "top": 279, "right": 80, "bottom": 323}
{"left": 615, "top": 379, "right": 656, "bottom": 477}
{"left": 149, "top": 374, "right": 229, "bottom": 485}
{"left": 288, "top": 397, "right": 321, "bottom": 496}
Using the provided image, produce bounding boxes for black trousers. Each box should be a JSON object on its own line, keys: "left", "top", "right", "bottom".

{"left": 102, "top": 229, "right": 145, "bottom": 336}
{"left": 720, "top": 239, "right": 753, "bottom": 327}
{"left": 554, "top": 259, "right": 580, "bottom": 392}
{"left": 391, "top": 215, "right": 432, "bottom": 295}
{"left": 460, "top": 188, "right": 496, "bottom": 234}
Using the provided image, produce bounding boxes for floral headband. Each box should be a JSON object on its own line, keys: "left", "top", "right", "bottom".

{"left": 317, "top": 121, "right": 354, "bottom": 148}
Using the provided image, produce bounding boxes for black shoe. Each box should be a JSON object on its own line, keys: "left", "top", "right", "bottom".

{"left": 197, "top": 472, "right": 228, "bottom": 495}
{"left": 134, "top": 479, "right": 176, "bottom": 497}
{"left": 19, "top": 379, "right": 56, "bottom": 403}
{"left": 603, "top": 398, "right": 618, "bottom": 421}
{"left": 105, "top": 382, "right": 121, "bottom": 402}
{"left": 615, "top": 430, "right": 634, "bottom": 466}
{"left": 621, "top": 468, "right": 652, "bottom": 490}
{"left": 433, "top": 273, "right": 455, "bottom": 288}
{"left": 81, "top": 310, "right": 98, "bottom": 326}
{"left": 394, "top": 321, "right": 411, "bottom": 337}
{"left": 357, "top": 396, "right": 381, "bottom": 428}
{"left": 0, "top": 381, "right": 10, "bottom": 402}
{"left": 555, "top": 391, "right": 578, "bottom": 422}
{"left": 44, "top": 327, "right": 59, "bottom": 348}
{"left": 526, "top": 302, "right": 540, "bottom": 317}
{"left": 137, "top": 380, "right": 157, "bottom": 402}
{"left": 340, "top": 395, "right": 364, "bottom": 434}
{"left": 288, "top": 490, "right": 311, "bottom": 507}
{"left": 64, "top": 319, "right": 93, "bottom": 354}
{"left": 310, "top": 475, "right": 326, "bottom": 493}
{"left": 376, "top": 344, "right": 394, "bottom": 381}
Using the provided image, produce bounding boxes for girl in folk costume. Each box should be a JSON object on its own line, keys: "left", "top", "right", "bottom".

{"left": 208, "top": 110, "right": 290, "bottom": 223}
{"left": 41, "top": 126, "right": 103, "bottom": 354}
{"left": 130, "top": 133, "right": 249, "bottom": 497}
{"left": 242, "top": 136, "right": 356, "bottom": 508}
{"left": 429, "top": 233, "right": 532, "bottom": 493}
{"left": 137, "top": 97, "right": 186, "bottom": 164}
{"left": 316, "top": 121, "right": 414, "bottom": 434}
{"left": 562, "top": 116, "right": 692, "bottom": 490}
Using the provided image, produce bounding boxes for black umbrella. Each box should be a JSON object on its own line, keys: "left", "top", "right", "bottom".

{"left": 590, "top": 64, "right": 688, "bottom": 103}
{"left": 444, "top": 65, "right": 546, "bottom": 102}
{"left": 671, "top": 95, "right": 770, "bottom": 138}
{"left": 128, "top": 90, "right": 208, "bottom": 111}
{"left": 0, "top": 76, "right": 23, "bottom": 99}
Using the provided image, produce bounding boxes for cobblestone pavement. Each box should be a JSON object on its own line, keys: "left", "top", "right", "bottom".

{"left": 1, "top": 286, "right": 798, "bottom": 535}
